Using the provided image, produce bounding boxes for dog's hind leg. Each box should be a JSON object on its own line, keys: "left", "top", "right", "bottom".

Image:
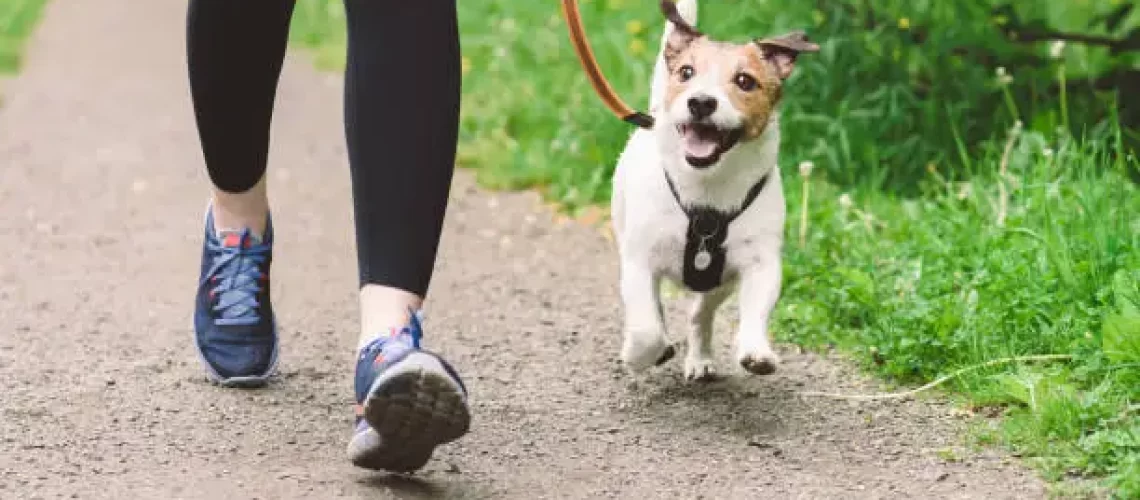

{"left": 684, "top": 285, "right": 732, "bottom": 382}
{"left": 618, "top": 262, "right": 673, "bottom": 372}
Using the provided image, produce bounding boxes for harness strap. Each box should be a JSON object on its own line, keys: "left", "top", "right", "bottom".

{"left": 663, "top": 170, "right": 771, "bottom": 291}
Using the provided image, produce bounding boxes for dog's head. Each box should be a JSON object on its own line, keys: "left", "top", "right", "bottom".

{"left": 658, "top": 2, "right": 819, "bottom": 169}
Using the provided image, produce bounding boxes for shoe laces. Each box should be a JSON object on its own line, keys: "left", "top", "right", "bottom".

{"left": 401, "top": 308, "right": 425, "bottom": 349}
{"left": 205, "top": 229, "right": 270, "bottom": 326}
{"left": 360, "top": 308, "right": 425, "bottom": 356}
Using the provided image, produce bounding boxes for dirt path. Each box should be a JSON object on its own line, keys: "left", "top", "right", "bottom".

{"left": 0, "top": 1, "right": 1047, "bottom": 499}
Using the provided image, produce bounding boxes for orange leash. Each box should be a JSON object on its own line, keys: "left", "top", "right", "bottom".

{"left": 559, "top": 0, "right": 655, "bottom": 129}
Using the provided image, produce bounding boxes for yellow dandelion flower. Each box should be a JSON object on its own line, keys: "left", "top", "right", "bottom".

{"left": 812, "top": 10, "right": 826, "bottom": 25}
{"left": 461, "top": 57, "right": 472, "bottom": 75}
{"left": 629, "top": 38, "right": 646, "bottom": 56}
{"left": 897, "top": 17, "right": 910, "bottom": 30}
{"left": 626, "top": 19, "right": 644, "bottom": 35}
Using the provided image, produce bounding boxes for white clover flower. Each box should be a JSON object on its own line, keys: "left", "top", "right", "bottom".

{"left": 1049, "top": 40, "right": 1065, "bottom": 60}
{"left": 1046, "top": 182, "right": 1060, "bottom": 199}
{"left": 838, "top": 193, "right": 853, "bottom": 208}
{"left": 1043, "top": 148, "right": 1054, "bottom": 158}
{"left": 956, "top": 182, "right": 972, "bottom": 200}
{"left": 995, "top": 66, "right": 1013, "bottom": 85}
{"left": 798, "top": 160, "right": 814, "bottom": 177}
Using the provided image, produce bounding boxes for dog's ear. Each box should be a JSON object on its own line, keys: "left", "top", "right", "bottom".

{"left": 754, "top": 31, "right": 820, "bottom": 80}
{"left": 661, "top": 0, "right": 701, "bottom": 60}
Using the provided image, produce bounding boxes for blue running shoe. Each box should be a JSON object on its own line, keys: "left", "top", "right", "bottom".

{"left": 347, "top": 311, "right": 471, "bottom": 472}
{"left": 193, "top": 208, "right": 279, "bottom": 388}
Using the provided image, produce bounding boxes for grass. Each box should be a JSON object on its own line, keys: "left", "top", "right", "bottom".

{"left": 782, "top": 128, "right": 1140, "bottom": 498}
{"left": 0, "top": 0, "right": 47, "bottom": 75}
{"left": 290, "top": 0, "right": 1140, "bottom": 497}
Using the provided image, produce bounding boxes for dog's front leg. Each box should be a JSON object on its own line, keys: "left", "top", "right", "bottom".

{"left": 619, "top": 261, "right": 672, "bottom": 372}
{"left": 684, "top": 286, "right": 732, "bottom": 382}
{"left": 735, "top": 251, "right": 783, "bottom": 375}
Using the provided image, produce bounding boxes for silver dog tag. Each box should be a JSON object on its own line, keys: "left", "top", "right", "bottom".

{"left": 694, "top": 249, "right": 712, "bottom": 270}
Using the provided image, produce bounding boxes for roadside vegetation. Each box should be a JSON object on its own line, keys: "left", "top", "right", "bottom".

{"left": 0, "top": 0, "right": 48, "bottom": 75}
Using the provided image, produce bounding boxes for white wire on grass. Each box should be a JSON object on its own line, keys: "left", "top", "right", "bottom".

{"left": 796, "top": 354, "right": 1074, "bottom": 401}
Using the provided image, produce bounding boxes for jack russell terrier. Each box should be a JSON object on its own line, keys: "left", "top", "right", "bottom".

{"left": 610, "top": 0, "right": 819, "bottom": 381}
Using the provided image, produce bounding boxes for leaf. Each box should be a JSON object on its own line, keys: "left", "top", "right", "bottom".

{"left": 992, "top": 371, "right": 1043, "bottom": 408}
{"left": 1112, "top": 269, "right": 1140, "bottom": 316}
{"left": 1099, "top": 3, "right": 1135, "bottom": 33}
{"left": 836, "top": 267, "right": 875, "bottom": 305}
{"left": 1104, "top": 270, "right": 1140, "bottom": 363}
{"left": 1103, "top": 313, "right": 1140, "bottom": 364}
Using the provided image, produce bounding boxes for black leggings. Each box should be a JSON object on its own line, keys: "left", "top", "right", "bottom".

{"left": 186, "top": 0, "right": 460, "bottom": 297}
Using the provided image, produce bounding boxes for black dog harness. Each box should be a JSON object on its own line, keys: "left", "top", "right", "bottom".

{"left": 663, "top": 170, "right": 771, "bottom": 292}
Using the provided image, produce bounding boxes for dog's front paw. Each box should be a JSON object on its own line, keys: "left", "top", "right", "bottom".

{"left": 683, "top": 355, "right": 719, "bottom": 382}
{"left": 737, "top": 350, "right": 780, "bottom": 376}
{"left": 621, "top": 330, "right": 675, "bottom": 372}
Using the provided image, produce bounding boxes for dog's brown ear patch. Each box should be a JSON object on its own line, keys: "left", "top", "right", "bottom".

{"left": 754, "top": 31, "right": 820, "bottom": 80}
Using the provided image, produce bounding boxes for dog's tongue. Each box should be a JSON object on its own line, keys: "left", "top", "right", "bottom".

{"left": 683, "top": 132, "right": 719, "bottom": 159}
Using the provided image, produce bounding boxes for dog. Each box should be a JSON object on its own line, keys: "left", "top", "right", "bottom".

{"left": 609, "top": 0, "right": 819, "bottom": 381}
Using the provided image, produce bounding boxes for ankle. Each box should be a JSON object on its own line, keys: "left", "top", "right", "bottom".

{"left": 358, "top": 285, "right": 424, "bottom": 350}
{"left": 211, "top": 176, "right": 270, "bottom": 237}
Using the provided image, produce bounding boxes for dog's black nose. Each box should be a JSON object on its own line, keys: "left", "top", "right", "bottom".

{"left": 687, "top": 96, "right": 717, "bottom": 119}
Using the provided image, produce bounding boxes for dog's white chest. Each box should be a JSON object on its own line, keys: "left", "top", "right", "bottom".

{"left": 644, "top": 216, "right": 691, "bottom": 279}
{"left": 627, "top": 196, "right": 751, "bottom": 289}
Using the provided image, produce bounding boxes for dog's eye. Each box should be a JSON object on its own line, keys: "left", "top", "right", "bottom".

{"left": 734, "top": 73, "right": 758, "bottom": 91}
{"left": 679, "top": 65, "right": 695, "bottom": 82}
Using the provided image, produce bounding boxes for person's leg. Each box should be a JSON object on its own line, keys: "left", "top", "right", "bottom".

{"left": 344, "top": 0, "right": 460, "bottom": 343}
{"left": 340, "top": 0, "right": 469, "bottom": 472}
{"left": 187, "top": 0, "right": 295, "bottom": 387}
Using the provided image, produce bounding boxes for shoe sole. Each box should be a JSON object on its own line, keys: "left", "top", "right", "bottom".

{"left": 348, "top": 352, "right": 471, "bottom": 472}
{"left": 198, "top": 349, "right": 279, "bottom": 388}
{"left": 191, "top": 318, "right": 280, "bottom": 389}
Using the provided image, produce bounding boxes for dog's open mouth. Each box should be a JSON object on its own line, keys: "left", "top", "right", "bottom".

{"left": 677, "top": 122, "right": 743, "bottom": 168}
